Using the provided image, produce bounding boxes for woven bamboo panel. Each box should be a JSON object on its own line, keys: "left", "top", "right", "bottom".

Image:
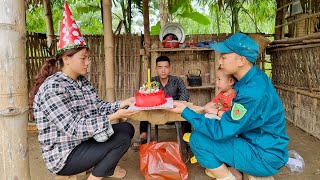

{"left": 277, "top": 89, "right": 295, "bottom": 123}
{"left": 188, "top": 89, "right": 214, "bottom": 106}
{"left": 270, "top": 43, "right": 320, "bottom": 139}
{"left": 276, "top": 87, "right": 320, "bottom": 139}
{"left": 271, "top": 46, "right": 320, "bottom": 89}
{"left": 85, "top": 35, "right": 106, "bottom": 99}
{"left": 114, "top": 34, "right": 141, "bottom": 101}
{"left": 25, "top": 32, "right": 52, "bottom": 93}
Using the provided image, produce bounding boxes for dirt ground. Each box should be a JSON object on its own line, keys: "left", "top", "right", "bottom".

{"left": 28, "top": 120, "right": 320, "bottom": 180}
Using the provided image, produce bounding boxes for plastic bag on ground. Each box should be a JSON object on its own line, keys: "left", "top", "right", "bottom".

{"left": 285, "top": 150, "right": 305, "bottom": 173}
{"left": 140, "top": 141, "right": 188, "bottom": 180}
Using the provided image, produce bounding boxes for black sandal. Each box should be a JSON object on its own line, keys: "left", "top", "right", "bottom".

{"left": 131, "top": 138, "right": 147, "bottom": 152}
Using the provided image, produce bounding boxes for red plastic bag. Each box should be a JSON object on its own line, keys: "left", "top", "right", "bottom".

{"left": 140, "top": 141, "right": 188, "bottom": 180}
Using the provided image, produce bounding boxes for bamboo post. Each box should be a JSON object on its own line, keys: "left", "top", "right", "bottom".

{"left": 43, "top": 0, "right": 55, "bottom": 53}
{"left": 302, "top": 48, "right": 313, "bottom": 92}
{"left": 0, "top": 0, "right": 30, "bottom": 179}
{"left": 209, "top": 51, "right": 215, "bottom": 100}
{"left": 214, "top": 51, "right": 220, "bottom": 95}
{"left": 142, "top": 0, "right": 151, "bottom": 84}
{"left": 312, "top": 98, "right": 317, "bottom": 134}
{"left": 150, "top": 51, "right": 159, "bottom": 77}
{"left": 102, "top": 0, "right": 115, "bottom": 102}
{"left": 281, "top": 2, "right": 287, "bottom": 39}
{"left": 293, "top": 88, "right": 300, "bottom": 126}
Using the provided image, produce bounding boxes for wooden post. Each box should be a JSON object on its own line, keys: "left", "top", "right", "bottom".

{"left": 43, "top": 0, "right": 55, "bottom": 54}
{"left": 102, "top": 0, "right": 115, "bottom": 102}
{"left": 142, "top": 0, "right": 151, "bottom": 84}
{"left": 0, "top": 0, "right": 30, "bottom": 179}
{"left": 150, "top": 51, "right": 159, "bottom": 77}
{"left": 281, "top": 1, "right": 287, "bottom": 39}
{"left": 274, "top": 0, "right": 283, "bottom": 40}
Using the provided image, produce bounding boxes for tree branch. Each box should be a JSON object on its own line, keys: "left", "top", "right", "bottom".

{"left": 239, "top": 3, "right": 262, "bottom": 33}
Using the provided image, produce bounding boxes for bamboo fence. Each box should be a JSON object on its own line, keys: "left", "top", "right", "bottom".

{"left": 268, "top": 37, "right": 320, "bottom": 139}
{"left": 114, "top": 34, "right": 141, "bottom": 100}
{"left": 26, "top": 32, "right": 52, "bottom": 93}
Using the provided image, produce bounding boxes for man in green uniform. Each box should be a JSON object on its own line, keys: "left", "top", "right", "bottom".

{"left": 169, "top": 33, "right": 289, "bottom": 180}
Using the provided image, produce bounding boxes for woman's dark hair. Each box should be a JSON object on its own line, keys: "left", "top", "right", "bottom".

{"left": 156, "top": 55, "right": 170, "bottom": 65}
{"left": 29, "top": 47, "right": 88, "bottom": 109}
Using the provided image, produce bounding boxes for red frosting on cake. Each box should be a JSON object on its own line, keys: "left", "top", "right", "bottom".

{"left": 135, "top": 89, "right": 167, "bottom": 107}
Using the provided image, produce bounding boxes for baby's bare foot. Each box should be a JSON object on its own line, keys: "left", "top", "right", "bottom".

{"left": 228, "top": 167, "right": 242, "bottom": 180}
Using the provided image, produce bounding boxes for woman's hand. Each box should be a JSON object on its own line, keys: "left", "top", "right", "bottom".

{"left": 108, "top": 109, "right": 140, "bottom": 122}
{"left": 166, "top": 101, "right": 187, "bottom": 114}
{"left": 119, "top": 97, "right": 135, "bottom": 108}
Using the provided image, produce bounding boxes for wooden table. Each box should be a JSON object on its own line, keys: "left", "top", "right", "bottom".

{"left": 128, "top": 101, "right": 204, "bottom": 125}
{"left": 128, "top": 101, "right": 204, "bottom": 159}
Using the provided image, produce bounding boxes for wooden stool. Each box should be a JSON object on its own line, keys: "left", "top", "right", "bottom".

{"left": 243, "top": 174, "right": 274, "bottom": 180}
{"left": 147, "top": 122, "right": 190, "bottom": 163}
{"left": 147, "top": 122, "right": 186, "bottom": 153}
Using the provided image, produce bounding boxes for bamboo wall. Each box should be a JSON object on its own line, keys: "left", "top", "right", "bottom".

{"left": 268, "top": 42, "right": 320, "bottom": 139}
{"left": 274, "top": 0, "right": 320, "bottom": 139}
{"left": 26, "top": 32, "right": 52, "bottom": 93}
{"left": 275, "top": 0, "right": 320, "bottom": 39}
{"left": 114, "top": 35, "right": 141, "bottom": 100}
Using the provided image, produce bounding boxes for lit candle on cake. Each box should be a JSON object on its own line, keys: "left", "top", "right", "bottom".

{"left": 147, "top": 68, "right": 151, "bottom": 90}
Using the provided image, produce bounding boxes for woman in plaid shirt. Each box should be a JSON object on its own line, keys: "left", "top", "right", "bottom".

{"left": 30, "top": 3, "right": 138, "bottom": 178}
{"left": 30, "top": 46, "right": 138, "bottom": 179}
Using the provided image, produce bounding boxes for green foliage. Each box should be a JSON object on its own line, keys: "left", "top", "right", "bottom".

{"left": 26, "top": 5, "right": 47, "bottom": 33}
{"left": 150, "top": 21, "right": 161, "bottom": 35}
{"left": 26, "top": 0, "right": 103, "bottom": 34}
{"left": 26, "top": 0, "right": 277, "bottom": 36}
{"left": 169, "top": 0, "right": 190, "bottom": 14}
{"left": 178, "top": 12, "right": 210, "bottom": 25}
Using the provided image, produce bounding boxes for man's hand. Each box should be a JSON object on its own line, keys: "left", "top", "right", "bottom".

{"left": 120, "top": 97, "right": 135, "bottom": 108}
{"left": 204, "top": 102, "right": 217, "bottom": 113}
{"left": 206, "top": 107, "right": 218, "bottom": 115}
{"left": 166, "top": 101, "right": 187, "bottom": 114}
{"left": 108, "top": 109, "right": 140, "bottom": 122}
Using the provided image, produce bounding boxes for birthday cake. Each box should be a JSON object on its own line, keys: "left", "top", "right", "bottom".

{"left": 135, "top": 81, "right": 167, "bottom": 107}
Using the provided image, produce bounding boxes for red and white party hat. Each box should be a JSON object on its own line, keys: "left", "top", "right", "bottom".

{"left": 57, "top": 1, "right": 87, "bottom": 53}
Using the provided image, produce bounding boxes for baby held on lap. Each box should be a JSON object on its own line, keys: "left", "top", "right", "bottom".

{"left": 204, "top": 67, "right": 236, "bottom": 119}
{"left": 183, "top": 68, "right": 236, "bottom": 163}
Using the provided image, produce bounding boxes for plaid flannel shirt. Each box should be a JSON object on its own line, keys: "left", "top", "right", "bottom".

{"left": 33, "top": 71, "right": 120, "bottom": 173}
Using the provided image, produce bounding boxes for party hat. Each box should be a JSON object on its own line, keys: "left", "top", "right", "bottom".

{"left": 57, "top": 1, "right": 87, "bottom": 54}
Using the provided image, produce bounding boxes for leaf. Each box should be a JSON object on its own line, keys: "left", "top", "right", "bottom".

{"left": 76, "top": 5, "right": 100, "bottom": 13}
{"left": 170, "top": 0, "right": 188, "bottom": 14}
{"left": 178, "top": 12, "right": 210, "bottom": 25}
{"left": 150, "top": 21, "right": 161, "bottom": 35}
